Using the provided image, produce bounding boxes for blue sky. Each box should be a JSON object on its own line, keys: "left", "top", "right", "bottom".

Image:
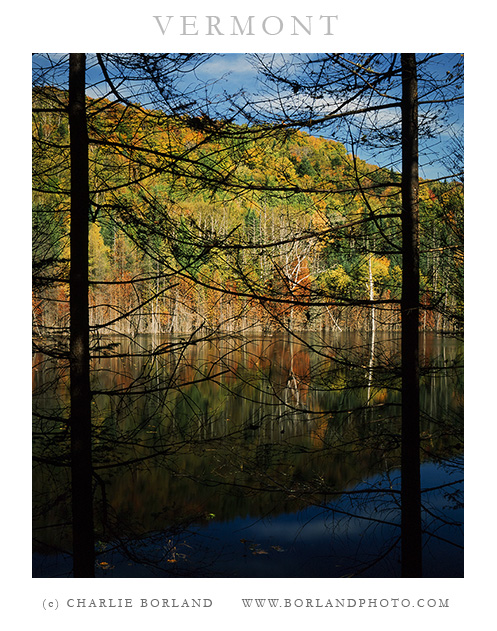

{"left": 194, "top": 53, "right": 463, "bottom": 181}
{"left": 33, "top": 52, "right": 463, "bottom": 181}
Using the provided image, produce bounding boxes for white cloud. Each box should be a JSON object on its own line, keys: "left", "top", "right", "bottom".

{"left": 197, "top": 53, "right": 256, "bottom": 81}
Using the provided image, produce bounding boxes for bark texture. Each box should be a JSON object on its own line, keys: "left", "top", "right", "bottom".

{"left": 400, "top": 52, "right": 422, "bottom": 578}
{"left": 69, "top": 53, "right": 94, "bottom": 578}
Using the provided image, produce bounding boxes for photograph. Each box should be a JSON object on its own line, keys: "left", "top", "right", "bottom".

{"left": 31, "top": 51, "right": 464, "bottom": 580}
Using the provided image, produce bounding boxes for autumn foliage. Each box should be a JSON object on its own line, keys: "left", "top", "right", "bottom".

{"left": 32, "top": 88, "right": 463, "bottom": 338}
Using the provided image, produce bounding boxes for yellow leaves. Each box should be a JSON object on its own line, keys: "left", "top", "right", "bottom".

{"left": 311, "top": 210, "right": 332, "bottom": 250}
{"left": 369, "top": 255, "right": 390, "bottom": 282}
{"left": 322, "top": 266, "right": 351, "bottom": 292}
{"left": 88, "top": 222, "right": 111, "bottom": 279}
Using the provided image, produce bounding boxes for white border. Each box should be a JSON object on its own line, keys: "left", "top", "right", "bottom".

{"left": 3, "top": 1, "right": 494, "bottom": 629}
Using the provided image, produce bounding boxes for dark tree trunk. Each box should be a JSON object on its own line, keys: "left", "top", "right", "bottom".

{"left": 400, "top": 53, "right": 422, "bottom": 578}
{"left": 68, "top": 53, "right": 94, "bottom": 577}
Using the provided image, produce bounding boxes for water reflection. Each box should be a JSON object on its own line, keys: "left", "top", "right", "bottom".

{"left": 32, "top": 331, "right": 463, "bottom": 577}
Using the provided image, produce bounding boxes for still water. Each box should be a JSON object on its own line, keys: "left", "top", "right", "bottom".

{"left": 32, "top": 331, "right": 463, "bottom": 578}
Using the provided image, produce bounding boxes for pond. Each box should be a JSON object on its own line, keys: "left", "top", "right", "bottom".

{"left": 32, "top": 331, "right": 463, "bottom": 578}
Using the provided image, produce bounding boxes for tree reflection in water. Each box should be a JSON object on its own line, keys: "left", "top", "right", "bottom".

{"left": 32, "top": 331, "right": 463, "bottom": 577}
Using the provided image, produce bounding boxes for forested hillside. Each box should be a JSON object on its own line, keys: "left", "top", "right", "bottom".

{"left": 32, "top": 86, "right": 463, "bottom": 338}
